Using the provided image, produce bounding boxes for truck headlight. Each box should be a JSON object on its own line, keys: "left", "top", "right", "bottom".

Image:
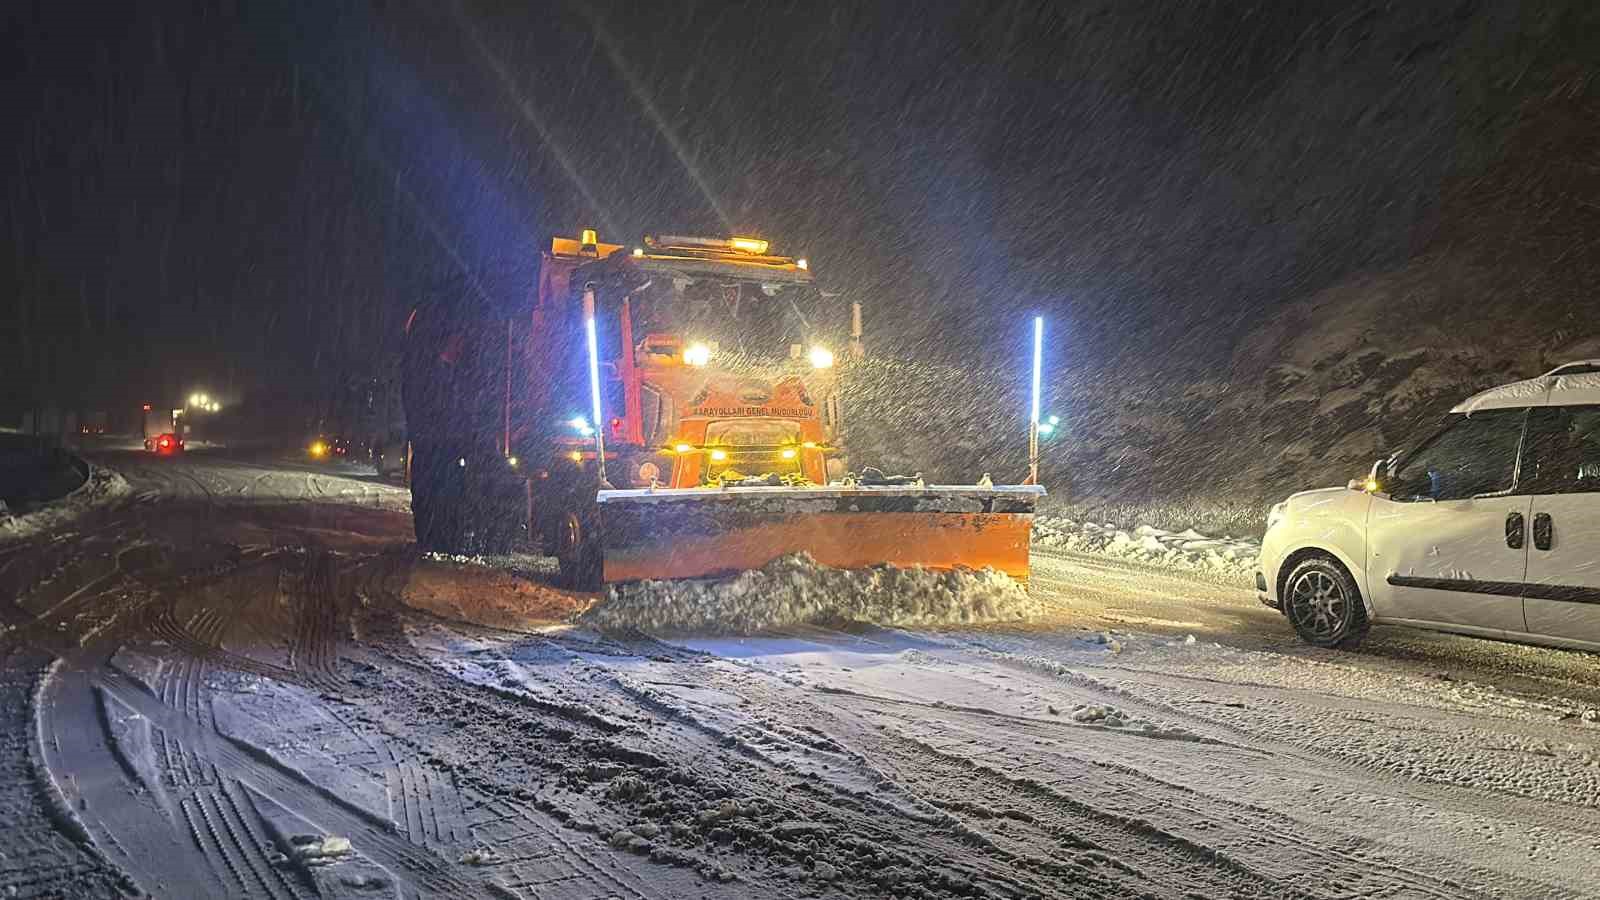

{"left": 684, "top": 342, "right": 712, "bottom": 366}
{"left": 808, "top": 345, "right": 834, "bottom": 369}
{"left": 1266, "top": 501, "right": 1288, "bottom": 531}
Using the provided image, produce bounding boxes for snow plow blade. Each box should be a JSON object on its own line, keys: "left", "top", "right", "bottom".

{"left": 595, "top": 484, "right": 1044, "bottom": 585}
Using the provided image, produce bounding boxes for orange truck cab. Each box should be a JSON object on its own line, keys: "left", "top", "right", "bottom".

{"left": 529, "top": 232, "right": 851, "bottom": 491}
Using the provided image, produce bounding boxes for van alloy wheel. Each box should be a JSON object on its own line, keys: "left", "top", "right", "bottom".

{"left": 1283, "top": 556, "right": 1369, "bottom": 649}
{"left": 1288, "top": 570, "right": 1348, "bottom": 642}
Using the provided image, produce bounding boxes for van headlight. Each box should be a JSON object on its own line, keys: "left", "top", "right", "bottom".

{"left": 1266, "top": 501, "right": 1288, "bottom": 532}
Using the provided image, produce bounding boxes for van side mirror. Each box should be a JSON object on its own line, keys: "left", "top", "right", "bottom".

{"left": 1348, "top": 458, "right": 1388, "bottom": 493}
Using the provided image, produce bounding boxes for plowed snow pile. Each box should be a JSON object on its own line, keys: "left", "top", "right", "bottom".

{"left": 585, "top": 552, "right": 1041, "bottom": 634}
{"left": 1033, "top": 515, "right": 1258, "bottom": 582}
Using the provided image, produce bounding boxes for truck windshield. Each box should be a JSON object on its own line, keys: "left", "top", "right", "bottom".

{"left": 629, "top": 279, "right": 832, "bottom": 361}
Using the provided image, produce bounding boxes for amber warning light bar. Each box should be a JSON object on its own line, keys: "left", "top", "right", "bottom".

{"left": 645, "top": 235, "right": 770, "bottom": 255}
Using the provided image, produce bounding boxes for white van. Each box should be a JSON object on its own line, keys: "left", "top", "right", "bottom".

{"left": 1258, "top": 360, "right": 1600, "bottom": 651}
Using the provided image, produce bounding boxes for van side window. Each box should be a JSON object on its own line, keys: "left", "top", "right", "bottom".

{"left": 1390, "top": 409, "right": 1526, "bottom": 501}
{"left": 1521, "top": 406, "right": 1600, "bottom": 495}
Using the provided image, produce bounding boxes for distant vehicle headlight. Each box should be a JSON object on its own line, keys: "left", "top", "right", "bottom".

{"left": 808, "top": 345, "right": 834, "bottom": 369}
{"left": 1266, "top": 501, "right": 1288, "bottom": 531}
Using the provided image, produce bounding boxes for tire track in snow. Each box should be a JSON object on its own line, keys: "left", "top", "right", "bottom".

{"left": 37, "top": 654, "right": 238, "bottom": 897}
{"left": 288, "top": 550, "right": 343, "bottom": 691}
{"left": 777, "top": 645, "right": 1591, "bottom": 899}
{"left": 95, "top": 665, "right": 484, "bottom": 898}
{"left": 0, "top": 645, "right": 127, "bottom": 898}
{"left": 219, "top": 779, "right": 313, "bottom": 900}
{"left": 880, "top": 715, "right": 1484, "bottom": 900}
{"left": 960, "top": 640, "right": 1600, "bottom": 836}
{"left": 584, "top": 663, "right": 1121, "bottom": 897}
{"left": 161, "top": 551, "right": 478, "bottom": 875}
{"left": 146, "top": 603, "right": 305, "bottom": 687}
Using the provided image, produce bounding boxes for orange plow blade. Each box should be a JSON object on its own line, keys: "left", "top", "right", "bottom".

{"left": 596, "top": 485, "right": 1043, "bottom": 584}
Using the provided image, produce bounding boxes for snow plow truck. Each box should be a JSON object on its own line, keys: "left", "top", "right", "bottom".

{"left": 401, "top": 230, "right": 1042, "bottom": 590}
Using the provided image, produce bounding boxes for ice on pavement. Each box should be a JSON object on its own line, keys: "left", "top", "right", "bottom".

{"left": 1032, "top": 515, "right": 1259, "bottom": 580}
{"left": 585, "top": 552, "right": 1041, "bottom": 634}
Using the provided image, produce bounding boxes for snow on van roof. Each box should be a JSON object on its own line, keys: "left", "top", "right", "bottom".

{"left": 1451, "top": 360, "right": 1600, "bottom": 414}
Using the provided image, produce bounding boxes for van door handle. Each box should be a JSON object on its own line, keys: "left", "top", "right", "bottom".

{"left": 1533, "top": 512, "right": 1553, "bottom": 551}
{"left": 1505, "top": 512, "right": 1525, "bottom": 549}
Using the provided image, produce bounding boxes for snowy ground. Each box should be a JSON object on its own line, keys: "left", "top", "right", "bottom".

{"left": 4, "top": 453, "right": 1599, "bottom": 898}
{"left": 1033, "top": 514, "right": 1260, "bottom": 583}
{"left": 0, "top": 460, "right": 130, "bottom": 544}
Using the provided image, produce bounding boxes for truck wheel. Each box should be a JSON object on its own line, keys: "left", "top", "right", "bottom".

{"left": 555, "top": 508, "right": 602, "bottom": 591}
{"left": 1284, "top": 556, "right": 1369, "bottom": 650}
{"left": 408, "top": 441, "right": 461, "bottom": 552}
{"left": 461, "top": 471, "right": 526, "bottom": 556}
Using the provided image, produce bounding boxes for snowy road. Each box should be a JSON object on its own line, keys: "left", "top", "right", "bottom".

{"left": 97, "top": 447, "right": 412, "bottom": 511}
{"left": 4, "top": 453, "right": 1600, "bottom": 898}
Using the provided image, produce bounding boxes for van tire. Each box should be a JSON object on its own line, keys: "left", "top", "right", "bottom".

{"left": 1284, "top": 556, "right": 1369, "bottom": 650}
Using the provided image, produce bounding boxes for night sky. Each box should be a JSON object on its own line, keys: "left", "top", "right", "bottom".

{"left": 5, "top": 1, "right": 1597, "bottom": 423}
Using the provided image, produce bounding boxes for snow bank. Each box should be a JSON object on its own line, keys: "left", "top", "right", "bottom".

{"left": 1032, "top": 515, "right": 1258, "bottom": 581}
{"left": 0, "top": 461, "right": 130, "bottom": 543}
{"left": 584, "top": 553, "right": 1042, "bottom": 635}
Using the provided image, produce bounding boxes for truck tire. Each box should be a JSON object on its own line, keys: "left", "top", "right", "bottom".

{"left": 1284, "top": 556, "right": 1369, "bottom": 650}
{"left": 464, "top": 470, "right": 526, "bottom": 555}
{"left": 408, "top": 440, "right": 462, "bottom": 552}
{"left": 412, "top": 441, "right": 529, "bottom": 555}
{"left": 554, "top": 506, "right": 602, "bottom": 591}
